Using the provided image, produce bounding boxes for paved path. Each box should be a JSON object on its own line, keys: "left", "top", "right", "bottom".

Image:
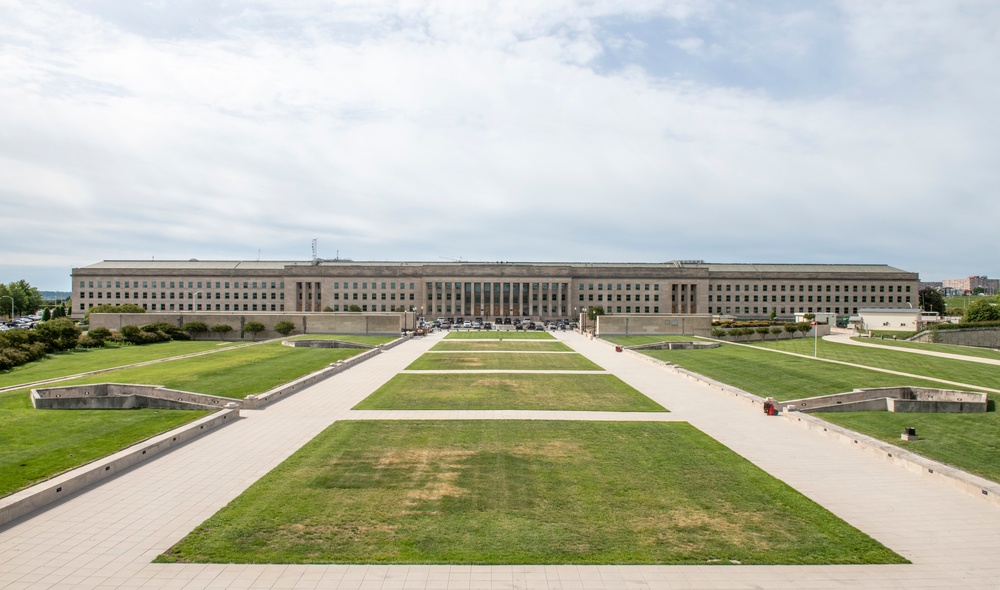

{"left": 2, "top": 331, "right": 1000, "bottom": 588}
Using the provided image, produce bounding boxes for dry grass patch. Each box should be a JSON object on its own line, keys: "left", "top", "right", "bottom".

{"left": 405, "top": 352, "right": 602, "bottom": 371}
{"left": 159, "top": 421, "right": 904, "bottom": 565}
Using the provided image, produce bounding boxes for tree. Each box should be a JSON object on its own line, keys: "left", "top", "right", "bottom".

{"left": 797, "top": 322, "right": 813, "bottom": 337}
{"left": 41, "top": 308, "right": 51, "bottom": 321}
{"left": 347, "top": 304, "right": 362, "bottom": 312}
{"left": 210, "top": 324, "right": 233, "bottom": 339}
{"left": 973, "top": 286, "right": 986, "bottom": 296}
{"left": 274, "top": 321, "right": 295, "bottom": 336}
{"left": 784, "top": 324, "right": 799, "bottom": 338}
{"left": 587, "top": 306, "right": 605, "bottom": 321}
{"left": 244, "top": 321, "right": 265, "bottom": 340}
{"left": 755, "top": 326, "right": 770, "bottom": 339}
{"left": 322, "top": 306, "right": 334, "bottom": 312}
{"left": 963, "top": 298, "right": 1000, "bottom": 323}
{"left": 711, "top": 328, "right": 727, "bottom": 339}
{"left": 0, "top": 280, "right": 44, "bottom": 318}
{"left": 769, "top": 310, "right": 777, "bottom": 320}
{"left": 919, "top": 288, "right": 945, "bottom": 314}
{"left": 182, "top": 321, "right": 209, "bottom": 340}
{"left": 770, "top": 326, "right": 784, "bottom": 337}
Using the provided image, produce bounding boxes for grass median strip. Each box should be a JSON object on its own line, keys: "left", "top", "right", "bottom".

{"left": 158, "top": 420, "right": 903, "bottom": 565}
{"left": 354, "top": 374, "right": 665, "bottom": 411}
{"left": 406, "top": 352, "right": 603, "bottom": 371}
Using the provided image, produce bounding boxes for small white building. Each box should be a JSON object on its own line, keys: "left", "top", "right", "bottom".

{"left": 854, "top": 308, "right": 923, "bottom": 332}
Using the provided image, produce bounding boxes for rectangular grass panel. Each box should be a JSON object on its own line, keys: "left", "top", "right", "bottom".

{"left": 158, "top": 421, "right": 905, "bottom": 565}
{"left": 354, "top": 374, "right": 666, "bottom": 411}
{"left": 431, "top": 341, "right": 572, "bottom": 352}
{"left": 405, "top": 352, "right": 603, "bottom": 371}
{"left": 444, "top": 331, "right": 555, "bottom": 340}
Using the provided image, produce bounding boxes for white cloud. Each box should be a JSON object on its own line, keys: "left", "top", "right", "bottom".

{"left": 0, "top": 0, "right": 998, "bottom": 289}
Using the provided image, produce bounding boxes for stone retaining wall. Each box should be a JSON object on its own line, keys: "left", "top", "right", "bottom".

{"left": 911, "top": 327, "right": 1000, "bottom": 349}
{"left": 32, "top": 383, "right": 238, "bottom": 411}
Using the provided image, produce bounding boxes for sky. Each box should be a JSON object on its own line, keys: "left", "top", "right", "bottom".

{"left": 1, "top": 0, "right": 998, "bottom": 290}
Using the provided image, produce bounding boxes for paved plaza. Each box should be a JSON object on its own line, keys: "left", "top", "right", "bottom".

{"left": 2, "top": 331, "right": 1000, "bottom": 589}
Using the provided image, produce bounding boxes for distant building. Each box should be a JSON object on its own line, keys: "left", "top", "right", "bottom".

{"left": 71, "top": 259, "right": 920, "bottom": 321}
{"left": 941, "top": 276, "right": 999, "bottom": 295}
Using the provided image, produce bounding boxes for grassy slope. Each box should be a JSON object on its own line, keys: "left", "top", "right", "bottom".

{"left": 0, "top": 340, "right": 240, "bottom": 389}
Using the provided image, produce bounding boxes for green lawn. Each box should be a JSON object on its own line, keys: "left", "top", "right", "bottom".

{"left": 0, "top": 340, "right": 241, "bottom": 389}
{"left": 638, "top": 341, "right": 1000, "bottom": 483}
{"left": 820, "top": 410, "right": 1000, "bottom": 483}
{"left": 431, "top": 341, "right": 572, "bottom": 351}
{"left": 0, "top": 341, "right": 369, "bottom": 498}
{"left": 287, "top": 334, "right": 397, "bottom": 345}
{"left": 405, "top": 353, "right": 603, "bottom": 371}
{"left": 354, "top": 374, "right": 665, "bottom": 411}
{"left": 0, "top": 388, "right": 209, "bottom": 497}
{"left": 746, "top": 338, "right": 1000, "bottom": 391}
{"left": 158, "top": 421, "right": 903, "bottom": 565}
{"left": 850, "top": 337, "right": 1000, "bottom": 361}
{"left": 9, "top": 342, "right": 366, "bottom": 399}
{"left": 640, "top": 343, "right": 950, "bottom": 401}
{"left": 444, "top": 331, "right": 555, "bottom": 340}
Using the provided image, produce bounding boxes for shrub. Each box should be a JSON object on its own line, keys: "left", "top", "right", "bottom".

{"left": 88, "top": 327, "right": 112, "bottom": 343}
{"left": 244, "top": 321, "right": 265, "bottom": 340}
{"left": 210, "top": 324, "right": 233, "bottom": 339}
{"left": 78, "top": 335, "right": 105, "bottom": 348}
{"left": 182, "top": 321, "right": 209, "bottom": 340}
{"left": 33, "top": 318, "right": 81, "bottom": 352}
{"left": 274, "top": 321, "right": 295, "bottom": 336}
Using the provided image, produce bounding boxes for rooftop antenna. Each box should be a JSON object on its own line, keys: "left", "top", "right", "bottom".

{"left": 257, "top": 249, "right": 261, "bottom": 261}
{"left": 312, "top": 239, "right": 318, "bottom": 261}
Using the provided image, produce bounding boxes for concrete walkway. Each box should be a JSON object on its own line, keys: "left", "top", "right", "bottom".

{"left": 1, "top": 331, "right": 1000, "bottom": 588}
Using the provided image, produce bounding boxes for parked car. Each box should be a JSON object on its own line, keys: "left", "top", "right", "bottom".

{"left": 483, "top": 322, "right": 492, "bottom": 330}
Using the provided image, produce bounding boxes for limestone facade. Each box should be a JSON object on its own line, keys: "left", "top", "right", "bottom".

{"left": 71, "top": 259, "right": 919, "bottom": 321}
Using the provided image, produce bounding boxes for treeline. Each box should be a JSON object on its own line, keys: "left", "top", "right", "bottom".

{"left": 1, "top": 319, "right": 299, "bottom": 372}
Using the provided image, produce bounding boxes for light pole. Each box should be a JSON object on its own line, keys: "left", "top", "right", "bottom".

{"left": 188, "top": 291, "right": 202, "bottom": 311}
{"left": 1, "top": 296, "right": 12, "bottom": 321}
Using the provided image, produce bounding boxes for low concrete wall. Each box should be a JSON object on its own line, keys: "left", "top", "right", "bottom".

{"left": 779, "top": 387, "right": 987, "bottom": 414}
{"left": 281, "top": 339, "right": 373, "bottom": 349}
{"left": 0, "top": 408, "right": 240, "bottom": 528}
{"left": 32, "top": 383, "right": 239, "bottom": 411}
{"left": 911, "top": 327, "right": 1000, "bottom": 349}
{"left": 628, "top": 341, "right": 720, "bottom": 351}
{"left": 89, "top": 312, "right": 404, "bottom": 338}
{"left": 595, "top": 314, "right": 713, "bottom": 337}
